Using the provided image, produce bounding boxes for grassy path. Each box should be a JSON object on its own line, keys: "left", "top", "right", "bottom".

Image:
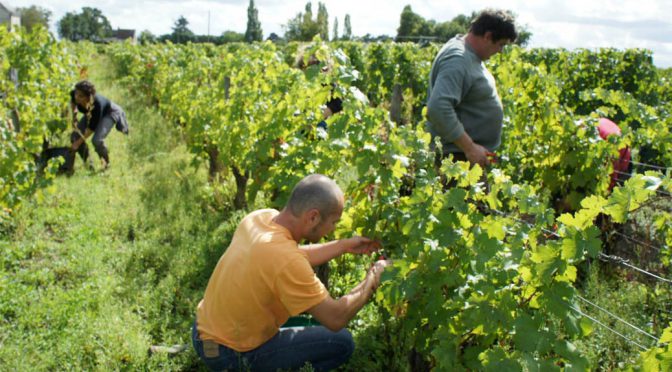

{"left": 0, "top": 54, "right": 228, "bottom": 371}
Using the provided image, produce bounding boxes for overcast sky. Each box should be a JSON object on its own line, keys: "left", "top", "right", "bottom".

{"left": 8, "top": 0, "right": 672, "bottom": 67}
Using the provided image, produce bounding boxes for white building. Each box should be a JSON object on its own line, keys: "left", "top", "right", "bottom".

{"left": 0, "top": 2, "right": 20, "bottom": 31}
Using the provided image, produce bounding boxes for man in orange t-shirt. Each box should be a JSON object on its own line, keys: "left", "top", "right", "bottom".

{"left": 192, "top": 174, "right": 391, "bottom": 371}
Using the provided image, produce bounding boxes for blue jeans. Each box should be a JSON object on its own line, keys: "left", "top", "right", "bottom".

{"left": 192, "top": 321, "right": 354, "bottom": 372}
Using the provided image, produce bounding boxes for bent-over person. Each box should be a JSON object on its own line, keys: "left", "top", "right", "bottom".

{"left": 193, "top": 174, "right": 391, "bottom": 371}
{"left": 70, "top": 80, "right": 128, "bottom": 170}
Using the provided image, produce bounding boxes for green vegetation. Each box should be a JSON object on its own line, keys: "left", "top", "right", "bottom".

{"left": 0, "top": 27, "right": 80, "bottom": 226}
{"left": 1, "top": 29, "right": 671, "bottom": 370}
{"left": 16, "top": 5, "right": 51, "bottom": 33}
{"left": 0, "top": 54, "right": 234, "bottom": 370}
{"left": 57, "top": 7, "right": 113, "bottom": 42}
{"left": 396, "top": 5, "right": 531, "bottom": 45}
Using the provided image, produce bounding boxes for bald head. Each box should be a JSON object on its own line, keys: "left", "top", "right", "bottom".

{"left": 286, "top": 174, "right": 344, "bottom": 218}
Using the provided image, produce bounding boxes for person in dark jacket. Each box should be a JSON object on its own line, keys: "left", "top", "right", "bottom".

{"left": 70, "top": 80, "right": 128, "bottom": 170}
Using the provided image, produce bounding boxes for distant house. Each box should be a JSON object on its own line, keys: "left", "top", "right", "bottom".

{"left": 267, "top": 33, "right": 283, "bottom": 43}
{"left": 0, "top": 2, "right": 21, "bottom": 31}
{"left": 106, "top": 28, "right": 136, "bottom": 44}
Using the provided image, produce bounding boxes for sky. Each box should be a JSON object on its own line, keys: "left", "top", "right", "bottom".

{"left": 7, "top": 0, "right": 672, "bottom": 67}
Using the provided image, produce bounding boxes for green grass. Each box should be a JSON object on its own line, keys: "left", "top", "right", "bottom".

{"left": 0, "top": 54, "right": 240, "bottom": 370}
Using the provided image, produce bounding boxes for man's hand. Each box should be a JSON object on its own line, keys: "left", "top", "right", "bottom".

{"left": 454, "top": 132, "right": 490, "bottom": 168}
{"left": 342, "top": 236, "right": 381, "bottom": 255}
{"left": 464, "top": 143, "right": 491, "bottom": 168}
{"left": 368, "top": 259, "right": 393, "bottom": 290}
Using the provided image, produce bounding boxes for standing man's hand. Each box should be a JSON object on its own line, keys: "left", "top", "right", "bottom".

{"left": 342, "top": 236, "right": 381, "bottom": 256}
{"left": 454, "top": 132, "right": 490, "bottom": 168}
{"left": 464, "top": 143, "right": 491, "bottom": 168}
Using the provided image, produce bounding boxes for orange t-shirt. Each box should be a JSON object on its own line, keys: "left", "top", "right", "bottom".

{"left": 196, "top": 209, "right": 327, "bottom": 352}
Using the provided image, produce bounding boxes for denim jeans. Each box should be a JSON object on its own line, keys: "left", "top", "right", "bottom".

{"left": 192, "top": 321, "right": 354, "bottom": 372}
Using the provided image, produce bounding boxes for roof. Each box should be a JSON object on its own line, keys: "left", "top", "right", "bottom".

{"left": 0, "top": 2, "right": 18, "bottom": 16}
{"left": 113, "top": 29, "right": 136, "bottom": 39}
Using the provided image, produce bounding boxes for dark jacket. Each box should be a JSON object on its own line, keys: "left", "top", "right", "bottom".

{"left": 70, "top": 91, "right": 112, "bottom": 131}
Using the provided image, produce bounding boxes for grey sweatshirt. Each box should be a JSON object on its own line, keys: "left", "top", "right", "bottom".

{"left": 425, "top": 35, "right": 504, "bottom": 153}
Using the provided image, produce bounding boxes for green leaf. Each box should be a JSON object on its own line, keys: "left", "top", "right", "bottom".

{"left": 554, "top": 339, "right": 589, "bottom": 369}
{"left": 580, "top": 194, "right": 607, "bottom": 212}
{"left": 479, "top": 347, "right": 522, "bottom": 372}
{"left": 640, "top": 348, "right": 661, "bottom": 372}
{"left": 484, "top": 218, "right": 506, "bottom": 241}
{"left": 579, "top": 315, "right": 594, "bottom": 336}
{"left": 561, "top": 239, "right": 578, "bottom": 261}
{"left": 604, "top": 177, "right": 653, "bottom": 223}
{"left": 513, "top": 314, "right": 541, "bottom": 352}
{"left": 531, "top": 244, "right": 558, "bottom": 264}
{"left": 660, "top": 327, "right": 672, "bottom": 344}
{"left": 444, "top": 188, "right": 468, "bottom": 213}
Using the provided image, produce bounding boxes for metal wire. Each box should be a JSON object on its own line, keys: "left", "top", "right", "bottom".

{"left": 491, "top": 209, "right": 672, "bottom": 285}
{"left": 490, "top": 204, "right": 669, "bottom": 349}
{"left": 631, "top": 161, "right": 671, "bottom": 172}
{"left": 611, "top": 172, "right": 672, "bottom": 197}
{"left": 613, "top": 170, "right": 634, "bottom": 177}
{"left": 576, "top": 295, "right": 659, "bottom": 342}
{"left": 599, "top": 253, "right": 672, "bottom": 285}
{"left": 569, "top": 306, "right": 650, "bottom": 351}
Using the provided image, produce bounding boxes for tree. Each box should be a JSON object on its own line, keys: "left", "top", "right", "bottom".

{"left": 222, "top": 30, "right": 245, "bottom": 43}
{"left": 283, "top": 2, "right": 322, "bottom": 41}
{"left": 514, "top": 28, "right": 531, "bottom": 47}
{"left": 171, "top": 16, "right": 194, "bottom": 44}
{"left": 302, "top": 2, "right": 313, "bottom": 31}
{"left": 432, "top": 21, "right": 464, "bottom": 41}
{"left": 57, "top": 7, "right": 112, "bottom": 42}
{"left": 317, "top": 2, "right": 329, "bottom": 41}
{"left": 332, "top": 17, "right": 338, "bottom": 41}
{"left": 396, "top": 5, "right": 426, "bottom": 41}
{"left": 138, "top": 30, "right": 156, "bottom": 45}
{"left": 284, "top": 14, "right": 303, "bottom": 41}
{"left": 395, "top": 8, "right": 532, "bottom": 44}
{"left": 17, "top": 5, "right": 51, "bottom": 32}
{"left": 343, "top": 14, "right": 352, "bottom": 40}
{"left": 432, "top": 14, "right": 474, "bottom": 42}
{"left": 360, "top": 34, "right": 392, "bottom": 42}
{"left": 244, "top": 0, "right": 263, "bottom": 42}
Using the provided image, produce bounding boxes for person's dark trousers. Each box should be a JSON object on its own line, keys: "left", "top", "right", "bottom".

{"left": 192, "top": 320, "right": 354, "bottom": 372}
{"left": 70, "top": 114, "right": 115, "bottom": 165}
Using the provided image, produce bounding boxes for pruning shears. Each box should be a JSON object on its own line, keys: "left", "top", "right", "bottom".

{"left": 486, "top": 151, "right": 498, "bottom": 164}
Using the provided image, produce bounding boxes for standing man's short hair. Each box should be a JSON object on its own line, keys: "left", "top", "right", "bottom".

{"left": 469, "top": 9, "right": 518, "bottom": 42}
{"left": 286, "top": 174, "right": 343, "bottom": 217}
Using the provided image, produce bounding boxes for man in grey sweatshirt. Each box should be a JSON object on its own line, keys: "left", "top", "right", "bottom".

{"left": 426, "top": 9, "right": 517, "bottom": 168}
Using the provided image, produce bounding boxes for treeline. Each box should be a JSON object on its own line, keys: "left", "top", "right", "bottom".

{"left": 396, "top": 5, "right": 531, "bottom": 45}
{"left": 14, "top": 1, "right": 531, "bottom": 45}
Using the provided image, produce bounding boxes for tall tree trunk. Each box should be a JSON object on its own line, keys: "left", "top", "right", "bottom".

{"left": 207, "top": 145, "right": 224, "bottom": 182}
{"left": 232, "top": 166, "right": 249, "bottom": 210}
